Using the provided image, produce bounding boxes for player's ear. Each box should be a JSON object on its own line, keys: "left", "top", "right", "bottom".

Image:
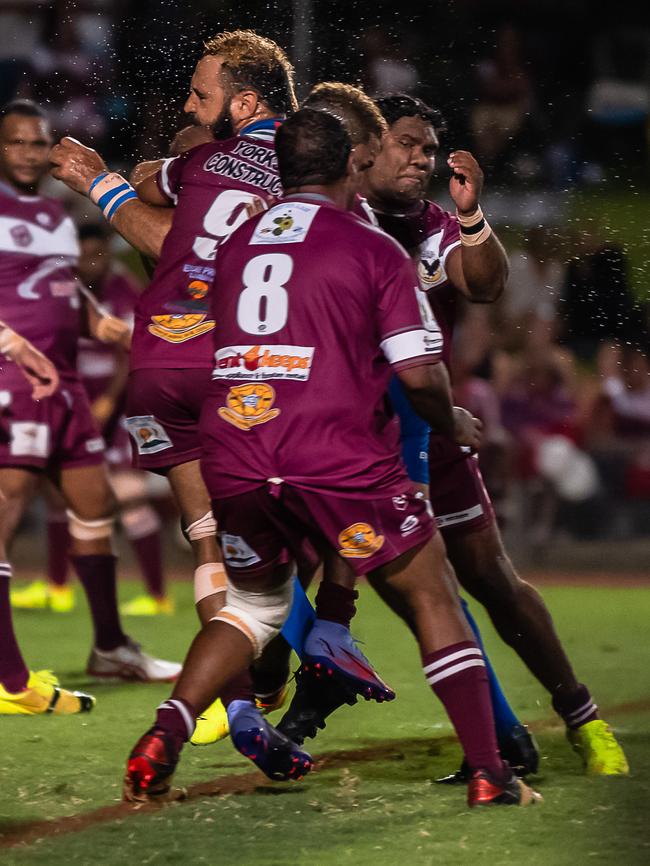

{"left": 346, "top": 151, "right": 359, "bottom": 178}
{"left": 232, "top": 89, "right": 260, "bottom": 123}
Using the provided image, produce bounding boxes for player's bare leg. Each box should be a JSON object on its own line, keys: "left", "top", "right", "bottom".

{"left": 0, "top": 468, "right": 95, "bottom": 714}
{"left": 59, "top": 463, "right": 180, "bottom": 682}
{"left": 445, "top": 521, "right": 628, "bottom": 774}
{"left": 367, "top": 533, "right": 540, "bottom": 806}
{"left": 124, "top": 561, "right": 313, "bottom": 800}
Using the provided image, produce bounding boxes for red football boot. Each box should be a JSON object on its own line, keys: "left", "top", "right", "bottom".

{"left": 123, "top": 727, "right": 184, "bottom": 802}
{"left": 467, "top": 769, "right": 542, "bottom": 807}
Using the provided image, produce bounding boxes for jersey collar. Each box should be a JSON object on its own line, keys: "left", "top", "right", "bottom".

{"left": 238, "top": 117, "right": 284, "bottom": 141}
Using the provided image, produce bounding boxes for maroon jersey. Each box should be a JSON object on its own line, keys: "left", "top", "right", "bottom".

{"left": 130, "top": 132, "right": 282, "bottom": 372}
{"left": 0, "top": 182, "right": 80, "bottom": 383}
{"left": 372, "top": 200, "right": 461, "bottom": 367}
{"left": 77, "top": 269, "right": 138, "bottom": 401}
{"left": 199, "top": 194, "right": 443, "bottom": 498}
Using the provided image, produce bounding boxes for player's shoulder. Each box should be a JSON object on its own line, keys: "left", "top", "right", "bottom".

{"left": 422, "top": 198, "right": 458, "bottom": 233}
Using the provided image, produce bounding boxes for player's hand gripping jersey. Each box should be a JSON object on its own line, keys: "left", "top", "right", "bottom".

{"left": 199, "top": 195, "right": 444, "bottom": 498}
{"left": 0, "top": 182, "right": 81, "bottom": 383}
{"left": 130, "top": 133, "right": 281, "bottom": 371}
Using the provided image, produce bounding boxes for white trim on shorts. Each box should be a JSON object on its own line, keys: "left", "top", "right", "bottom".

{"left": 435, "top": 503, "right": 484, "bottom": 529}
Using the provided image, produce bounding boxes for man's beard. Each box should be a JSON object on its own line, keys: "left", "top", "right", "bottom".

{"left": 187, "top": 104, "right": 232, "bottom": 139}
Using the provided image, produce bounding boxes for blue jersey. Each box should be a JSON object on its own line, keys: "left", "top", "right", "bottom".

{"left": 389, "top": 377, "right": 430, "bottom": 484}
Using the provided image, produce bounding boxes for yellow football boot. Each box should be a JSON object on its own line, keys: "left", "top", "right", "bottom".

{"left": 10, "top": 580, "right": 49, "bottom": 610}
{"left": 120, "top": 594, "right": 175, "bottom": 616}
{"left": 255, "top": 683, "right": 290, "bottom": 715}
{"left": 190, "top": 697, "right": 229, "bottom": 746}
{"left": 0, "top": 670, "right": 95, "bottom": 715}
{"left": 48, "top": 585, "right": 75, "bottom": 613}
{"left": 568, "top": 720, "right": 629, "bottom": 775}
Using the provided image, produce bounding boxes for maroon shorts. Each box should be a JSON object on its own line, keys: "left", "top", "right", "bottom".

{"left": 0, "top": 379, "right": 105, "bottom": 471}
{"left": 211, "top": 481, "right": 435, "bottom": 579}
{"left": 125, "top": 367, "right": 212, "bottom": 472}
{"left": 429, "top": 451, "right": 495, "bottom": 539}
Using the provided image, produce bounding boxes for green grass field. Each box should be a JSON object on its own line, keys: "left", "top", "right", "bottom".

{"left": 1, "top": 577, "right": 649, "bottom": 866}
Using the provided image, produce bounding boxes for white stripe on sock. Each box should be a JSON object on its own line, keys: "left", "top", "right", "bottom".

{"left": 158, "top": 699, "right": 195, "bottom": 738}
{"left": 566, "top": 698, "right": 595, "bottom": 721}
{"left": 568, "top": 704, "right": 598, "bottom": 727}
{"left": 422, "top": 647, "right": 482, "bottom": 675}
{"left": 426, "top": 658, "right": 486, "bottom": 686}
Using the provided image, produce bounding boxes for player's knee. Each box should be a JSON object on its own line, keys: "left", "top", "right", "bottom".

{"left": 66, "top": 510, "right": 115, "bottom": 542}
{"left": 209, "top": 577, "right": 294, "bottom": 659}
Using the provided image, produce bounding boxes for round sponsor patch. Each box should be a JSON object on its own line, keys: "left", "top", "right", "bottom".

{"left": 218, "top": 382, "right": 280, "bottom": 431}
{"left": 337, "top": 522, "right": 385, "bottom": 559}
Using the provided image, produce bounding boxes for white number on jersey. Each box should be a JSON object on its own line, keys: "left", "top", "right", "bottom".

{"left": 193, "top": 189, "right": 262, "bottom": 261}
{"left": 236, "top": 253, "right": 292, "bottom": 335}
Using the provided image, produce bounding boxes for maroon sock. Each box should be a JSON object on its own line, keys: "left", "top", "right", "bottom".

{"left": 315, "top": 581, "right": 358, "bottom": 628}
{"left": 47, "top": 514, "right": 70, "bottom": 587}
{"left": 220, "top": 668, "right": 255, "bottom": 707}
{"left": 423, "top": 640, "right": 506, "bottom": 781}
{"left": 0, "top": 563, "right": 30, "bottom": 692}
{"left": 122, "top": 506, "right": 165, "bottom": 598}
{"left": 155, "top": 697, "right": 196, "bottom": 749}
{"left": 552, "top": 683, "right": 599, "bottom": 729}
{"left": 70, "top": 554, "right": 127, "bottom": 651}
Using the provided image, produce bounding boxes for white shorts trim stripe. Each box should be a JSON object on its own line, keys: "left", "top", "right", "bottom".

{"left": 426, "top": 658, "right": 486, "bottom": 685}
{"left": 435, "top": 503, "right": 484, "bottom": 529}
{"left": 422, "top": 647, "right": 482, "bottom": 675}
{"left": 381, "top": 329, "right": 442, "bottom": 365}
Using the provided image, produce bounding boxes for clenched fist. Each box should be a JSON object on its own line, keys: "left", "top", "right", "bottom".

{"left": 50, "top": 137, "right": 107, "bottom": 195}
{"left": 447, "top": 150, "right": 484, "bottom": 216}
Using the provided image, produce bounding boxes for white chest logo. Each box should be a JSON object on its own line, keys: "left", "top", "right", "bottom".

{"left": 417, "top": 230, "right": 445, "bottom": 288}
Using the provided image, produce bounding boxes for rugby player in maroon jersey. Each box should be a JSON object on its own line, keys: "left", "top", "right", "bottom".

{"left": 123, "top": 108, "right": 541, "bottom": 808}
{"left": 360, "top": 94, "right": 626, "bottom": 776}
{"left": 0, "top": 101, "right": 179, "bottom": 715}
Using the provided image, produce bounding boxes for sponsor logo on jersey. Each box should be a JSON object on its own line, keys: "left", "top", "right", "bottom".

{"left": 418, "top": 253, "right": 442, "bottom": 287}
{"left": 187, "top": 279, "right": 209, "bottom": 300}
{"left": 9, "top": 422, "right": 49, "bottom": 458}
{"left": 147, "top": 313, "right": 215, "bottom": 343}
{"left": 218, "top": 383, "right": 280, "bottom": 431}
{"left": 337, "top": 522, "right": 385, "bottom": 559}
{"left": 251, "top": 202, "right": 319, "bottom": 245}
{"left": 85, "top": 436, "right": 105, "bottom": 454}
{"left": 213, "top": 345, "right": 314, "bottom": 381}
{"left": 36, "top": 212, "right": 52, "bottom": 227}
{"left": 10, "top": 224, "right": 33, "bottom": 248}
{"left": 399, "top": 515, "right": 420, "bottom": 536}
{"left": 125, "top": 415, "right": 173, "bottom": 454}
{"left": 220, "top": 533, "right": 262, "bottom": 568}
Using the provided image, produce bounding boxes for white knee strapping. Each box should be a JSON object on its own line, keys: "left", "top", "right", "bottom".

{"left": 210, "top": 577, "right": 294, "bottom": 658}
{"left": 66, "top": 510, "right": 114, "bottom": 541}
{"left": 194, "top": 562, "right": 227, "bottom": 604}
{"left": 187, "top": 511, "right": 217, "bottom": 541}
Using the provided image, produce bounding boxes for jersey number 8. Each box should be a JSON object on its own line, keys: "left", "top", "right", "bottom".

{"left": 236, "top": 253, "right": 292, "bottom": 335}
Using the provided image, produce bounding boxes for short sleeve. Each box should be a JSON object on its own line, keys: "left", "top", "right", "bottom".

{"left": 376, "top": 244, "right": 444, "bottom": 371}
{"left": 155, "top": 154, "right": 188, "bottom": 205}
{"left": 439, "top": 209, "right": 461, "bottom": 266}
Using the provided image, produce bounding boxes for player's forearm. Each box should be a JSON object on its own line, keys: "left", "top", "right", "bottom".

{"left": 398, "top": 362, "right": 455, "bottom": 438}
{"left": 460, "top": 232, "right": 508, "bottom": 303}
{"left": 130, "top": 159, "right": 164, "bottom": 189}
{"left": 109, "top": 199, "right": 173, "bottom": 261}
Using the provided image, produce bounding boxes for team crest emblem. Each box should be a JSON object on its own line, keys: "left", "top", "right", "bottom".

{"left": 218, "top": 383, "right": 280, "bottom": 431}
{"left": 418, "top": 253, "right": 442, "bottom": 287}
{"left": 337, "top": 522, "right": 385, "bottom": 559}
{"left": 148, "top": 313, "right": 215, "bottom": 343}
{"left": 10, "top": 224, "right": 33, "bottom": 248}
{"left": 187, "top": 279, "right": 209, "bottom": 300}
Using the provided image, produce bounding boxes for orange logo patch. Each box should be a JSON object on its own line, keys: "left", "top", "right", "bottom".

{"left": 187, "top": 280, "right": 209, "bottom": 300}
{"left": 337, "top": 523, "right": 385, "bottom": 559}
{"left": 218, "top": 383, "right": 280, "bottom": 431}
{"left": 148, "top": 313, "right": 215, "bottom": 343}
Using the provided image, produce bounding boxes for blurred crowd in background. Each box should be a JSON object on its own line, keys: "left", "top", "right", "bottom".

{"left": 1, "top": 0, "right": 649, "bottom": 556}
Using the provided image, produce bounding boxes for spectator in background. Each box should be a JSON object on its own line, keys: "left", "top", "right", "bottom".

{"left": 361, "top": 27, "right": 419, "bottom": 97}
{"left": 469, "top": 23, "right": 536, "bottom": 178}
{"left": 559, "top": 230, "right": 647, "bottom": 361}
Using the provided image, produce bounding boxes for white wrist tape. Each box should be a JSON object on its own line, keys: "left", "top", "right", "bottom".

{"left": 89, "top": 172, "right": 138, "bottom": 222}
{"left": 194, "top": 562, "right": 227, "bottom": 604}
{"left": 457, "top": 206, "right": 493, "bottom": 246}
{"left": 0, "top": 326, "right": 26, "bottom": 360}
{"left": 186, "top": 511, "right": 217, "bottom": 541}
{"left": 210, "top": 576, "right": 294, "bottom": 658}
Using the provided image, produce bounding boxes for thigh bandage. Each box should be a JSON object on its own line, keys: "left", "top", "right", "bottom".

{"left": 66, "top": 510, "right": 115, "bottom": 541}
{"left": 210, "top": 577, "right": 294, "bottom": 658}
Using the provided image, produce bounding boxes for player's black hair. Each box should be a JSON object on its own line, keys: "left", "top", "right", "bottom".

{"left": 275, "top": 107, "right": 352, "bottom": 189}
{"left": 374, "top": 93, "right": 445, "bottom": 135}
{"left": 78, "top": 223, "right": 111, "bottom": 243}
{"left": 0, "top": 99, "right": 47, "bottom": 123}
